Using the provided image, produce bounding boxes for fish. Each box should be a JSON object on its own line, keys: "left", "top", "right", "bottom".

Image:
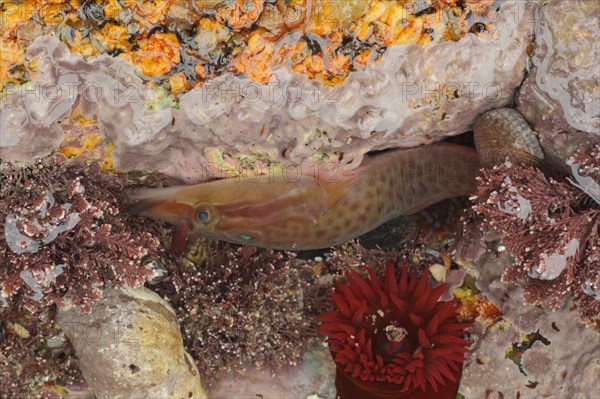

{"left": 128, "top": 143, "right": 480, "bottom": 250}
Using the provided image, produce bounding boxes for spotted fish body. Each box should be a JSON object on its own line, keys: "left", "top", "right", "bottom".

{"left": 129, "top": 143, "right": 480, "bottom": 250}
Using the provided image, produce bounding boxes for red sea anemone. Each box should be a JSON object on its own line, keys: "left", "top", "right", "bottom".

{"left": 317, "top": 261, "right": 471, "bottom": 399}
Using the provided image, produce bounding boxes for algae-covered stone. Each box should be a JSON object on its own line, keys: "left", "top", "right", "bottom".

{"left": 2, "top": 1, "right": 536, "bottom": 183}
{"left": 57, "top": 287, "right": 207, "bottom": 399}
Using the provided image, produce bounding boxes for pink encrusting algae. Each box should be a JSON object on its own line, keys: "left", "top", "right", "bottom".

{"left": 129, "top": 143, "right": 480, "bottom": 250}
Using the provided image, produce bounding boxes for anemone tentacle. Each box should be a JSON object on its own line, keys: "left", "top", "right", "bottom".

{"left": 317, "top": 262, "right": 471, "bottom": 393}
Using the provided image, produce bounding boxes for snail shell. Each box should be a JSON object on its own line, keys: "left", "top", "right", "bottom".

{"left": 474, "top": 108, "right": 544, "bottom": 167}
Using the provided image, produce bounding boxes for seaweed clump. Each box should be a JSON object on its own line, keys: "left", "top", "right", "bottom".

{"left": 471, "top": 145, "right": 600, "bottom": 325}
{"left": 155, "top": 241, "right": 334, "bottom": 382}
{"left": 0, "top": 155, "right": 172, "bottom": 312}
{"left": 155, "top": 237, "right": 467, "bottom": 383}
{"left": 1, "top": 306, "right": 84, "bottom": 398}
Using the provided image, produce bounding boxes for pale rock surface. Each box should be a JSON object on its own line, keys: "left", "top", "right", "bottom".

{"left": 459, "top": 252, "right": 600, "bottom": 399}
{"left": 57, "top": 287, "right": 207, "bottom": 399}
{"left": 517, "top": 0, "right": 600, "bottom": 173}
{"left": 207, "top": 342, "right": 336, "bottom": 399}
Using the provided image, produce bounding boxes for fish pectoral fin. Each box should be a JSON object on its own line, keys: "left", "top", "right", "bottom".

{"left": 289, "top": 176, "right": 331, "bottom": 219}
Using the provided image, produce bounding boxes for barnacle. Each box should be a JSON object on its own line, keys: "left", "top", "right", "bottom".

{"left": 0, "top": 38, "right": 25, "bottom": 91}
{"left": 93, "top": 23, "right": 132, "bottom": 53}
{"left": 1, "top": 0, "right": 497, "bottom": 90}
{"left": 233, "top": 30, "right": 275, "bottom": 83}
{"left": 218, "top": 0, "right": 264, "bottom": 30}
{"left": 123, "top": 32, "right": 181, "bottom": 77}
{"left": 66, "top": 30, "right": 99, "bottom": 58}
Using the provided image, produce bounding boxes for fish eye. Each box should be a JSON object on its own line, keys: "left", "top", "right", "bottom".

{"left": 196, "top": 205, "right": 215, "bottom": 225}
{"left": 198, "top": 210, "right": 210, "bottom": 221}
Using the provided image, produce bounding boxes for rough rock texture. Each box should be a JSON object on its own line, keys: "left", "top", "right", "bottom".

{"left": 459, "top": 252, "right": 600, "bottom": 399}
{"left": 0, "top": 92, "right": 65, "bottom": 161}
{"left": 1, "top": 1, "right": 535, "bottom": 182}
{"left": 0, "top": 37, "right": 152, "bottom": 164}
{"left": 207, "top": 342, "right": 336, "bottom": 399}
{"left": 517, "top": 0, "right": 600, "bottom": 173}
{"left": 57, "top": 287, "right": 207, "bottom": 399}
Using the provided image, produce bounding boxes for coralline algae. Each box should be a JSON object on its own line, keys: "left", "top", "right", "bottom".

{"left": 471, "top": 157, "right": 600, "bottom": 325}
{"left": 0, "top": 1, "right": 535, "bottom": 182}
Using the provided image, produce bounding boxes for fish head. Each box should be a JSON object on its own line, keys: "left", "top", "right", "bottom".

{"left": 128, "top": 175, "right": 329, "bottom": 248}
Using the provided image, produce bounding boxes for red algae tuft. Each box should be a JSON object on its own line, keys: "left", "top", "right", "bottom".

{"left": 470, "top": 145, "right": 600, "bottom": 325}
{"left": 317, "top": 261, "right": 471, "bottom": 399}
{"left": 0, "top": 155, "right": 176, "bottom": 313}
